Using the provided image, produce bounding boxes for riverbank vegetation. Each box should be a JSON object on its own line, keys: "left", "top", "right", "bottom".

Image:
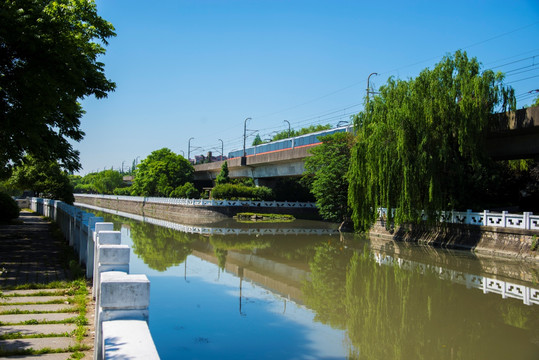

{"left": 235, "top": 213, "right": 295, "bottom": 223}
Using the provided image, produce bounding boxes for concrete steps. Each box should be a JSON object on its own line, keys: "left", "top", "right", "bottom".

{"left": 0, "top": 289, "right": 83, "bottom": 359}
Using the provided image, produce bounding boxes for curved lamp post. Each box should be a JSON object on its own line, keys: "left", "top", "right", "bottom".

{"left": 188, "top": 137, "right": 194, "bottom": 161}
{"left": 284, "top": 120, "right": 290, "bottom": 138}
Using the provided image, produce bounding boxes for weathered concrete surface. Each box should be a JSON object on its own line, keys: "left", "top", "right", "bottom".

{"left": 0, "top": 211, "right": 93, "bottom": 359}
{"left": 102, "top": 320, "right": 160, "bottom": 360}
{"left": 0, "top": 337, "right": 77, "bottom": 352}
{"left": 0, "top": 295, "right": 69, "bottom": 304}
{"left": 0, "top": 303, "right": 76, "bottom": 313}
{"left": 0, "top": 212, "right": 70, "bottom": 287}
{"left": 0, "top": 312, "right": 78, "bottom": 324}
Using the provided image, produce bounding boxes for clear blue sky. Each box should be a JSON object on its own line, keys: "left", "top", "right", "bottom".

{"left": 76, "top": 0, "right": 539, "bottom": 174}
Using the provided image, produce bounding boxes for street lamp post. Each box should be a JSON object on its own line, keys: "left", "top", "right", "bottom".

{"left": 218, "top": 139, "right": 224, "bottom": 161}
{"left": 243, "top": 117, "right": 251, "bottom": 158}
{"left": 366, "top": 72, "right": 378, "bottom": 106}
{"left": 284, "top": 120, "right": 290, "bottom": 138}
{"left": 188, "top": 137, "right": 194, "bottom": 161}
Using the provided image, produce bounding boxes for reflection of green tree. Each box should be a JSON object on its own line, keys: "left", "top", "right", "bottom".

{"left": 302, "top": 242, "right": 352, "bottom": 328}
{"left": 214, "top": 248, "right": 228, "bottom": 270}
{"left": 209, "top": 236, "right": 271, "bottom": 251}
{"left": 209, "top": 235, "right": 271, "bottom": 270}
{"left": 304, "top": 245, "right": 539, "bottom": 359}
{"left": 129, "top": 222, "right": 194, "bottom": 271}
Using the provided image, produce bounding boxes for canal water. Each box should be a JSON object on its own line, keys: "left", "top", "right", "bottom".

{"left": 88, "top": 208, "right": 539, "bottom": 359}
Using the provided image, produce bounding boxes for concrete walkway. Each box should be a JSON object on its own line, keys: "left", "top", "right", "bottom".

{"left": 0, "top": 211, "right": 93, "bottom": 359}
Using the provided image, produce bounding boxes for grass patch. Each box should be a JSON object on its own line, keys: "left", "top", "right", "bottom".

{"left": 235, "top": 212, "right": 295, "bottom": 223}
{"left": 0, "top": 344, "right": 91, "bottom": 357}
{"left": 0, "top": 331, "right": 71, "bottom": 340}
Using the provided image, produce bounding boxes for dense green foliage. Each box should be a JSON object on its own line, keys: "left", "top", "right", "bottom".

{"left": 211, "top": 183, "right": 273, "bottom": 200}
{"left": 348, "top": 51, "right": 516, "bottom": 231}
{"left": 252, "top": 134, "right": 263, "bottom": 146}
{"left": 170, "top": 182, "right": 200, "bottom": 198}
{"left": 271, "top": 124, "right": 331, "bottom": 141}
{"left": 10, "top": 156, "right": 74, "bottom": 204}
{"left": 0, "top": 0, "right": 115, "bottom": 177}
{"left": 70, "top": 170, "right": 125, "bottom": 194}
{"left": 303, "top": 132, "right": 354, "bottom": 222}
{"left": 0, "top": 192, "right": 19, "bottom": 220}
{"left": 215, "top": 161, "right": 230, "bottom": 185}
{"left": 131, "top": 148, "right": 194, "bottom": 197}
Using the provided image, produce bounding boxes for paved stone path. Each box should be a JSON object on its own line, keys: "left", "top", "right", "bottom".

{"left": 0, "top": 211, "right": 93, "bottom": 359}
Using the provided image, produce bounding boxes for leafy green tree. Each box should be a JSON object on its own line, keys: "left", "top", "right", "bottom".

{"left": 11, "top": 156, "right": 74, "bottom": 204}
{"left": 0, "top": 0, "right": 115, "bottom": 177}
{"left": 70, "top": 170, "right": 126, "bottom": 194}
{"left": 92, "top": 170, "right": 124, "bottom": 194}
{"left": 215, "top": 161, "right": 230, "bottom": 185}
{"left": 532, "top": 95, "right": 539, "bottom": 107}
{"left": 348, "top": 51, "right": 515, "bottom": 231}
{"left": 272, "top": 124, "right": 331, "bottom": 141}
{"left": 131, "top": 148, "right": 193, "bottom": 197}
{"left": 303, "top": 132, "right": 354, "bottom": 223}
{"left": 170, "top": 182, "right": 200, "bottom": 198}
{"left": 252, "top": 134, "right": 263, "bottom": 146}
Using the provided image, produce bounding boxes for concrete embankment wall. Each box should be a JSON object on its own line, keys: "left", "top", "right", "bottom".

{"left": 74, "top": 194, "right": 320, "bottom": 224}
{"left": 369, "top": 220, "right": 538, "bottom": 260}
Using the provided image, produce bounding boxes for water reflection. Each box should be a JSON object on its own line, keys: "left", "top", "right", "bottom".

{"left": 82, "top": 205, "right": 539, "bottom": 359}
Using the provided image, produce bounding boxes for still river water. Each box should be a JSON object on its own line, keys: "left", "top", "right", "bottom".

{"left": 87, "top": 207, "right": 539, "bottom": 360}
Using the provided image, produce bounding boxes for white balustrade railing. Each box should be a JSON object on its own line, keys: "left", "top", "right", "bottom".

{"left": 75, "top": 193, "right": 317, "bottom": 209}
{"left": 373, "top": 252, "right": 539, "bottom": 306}
{"left": 377, "top": 208, "right": 539, "bottom": 231}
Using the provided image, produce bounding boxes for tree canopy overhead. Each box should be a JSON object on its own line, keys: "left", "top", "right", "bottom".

{"left": 348, "top": 51, "right": 516, "bottom": 231}
{"left": 0, "top": 0, "right": 116, "bottom": 177}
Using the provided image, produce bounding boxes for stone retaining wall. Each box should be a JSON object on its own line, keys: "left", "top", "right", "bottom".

{"left": 74, "top": 195, "right": 320, "bottom": 224}
{"left": 369, "top": 220, "right": 538, "bottom": 260}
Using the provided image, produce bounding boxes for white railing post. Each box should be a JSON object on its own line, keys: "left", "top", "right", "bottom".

{"left": 86, "top": 217, "right": 104, "bottom": 279}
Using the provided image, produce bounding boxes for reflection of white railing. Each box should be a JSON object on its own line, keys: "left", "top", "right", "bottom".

{"left": 75, "top": 193, "right": 317, "bottom": 208}
{"left": 74, "top": 202, "right": 339, "bottom": 236}
{"left": 377, "top": 208, "right": 539, "bottom": 231}
{"left": 373, "top": 253, "right": 539, "bottom": 306}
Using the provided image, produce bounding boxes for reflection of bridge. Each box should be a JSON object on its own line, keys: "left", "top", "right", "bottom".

{"left": 374, "top": 253, "right": 539, "bottom": 306}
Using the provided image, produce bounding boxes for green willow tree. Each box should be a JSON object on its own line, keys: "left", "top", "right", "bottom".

{"left": 0, "top": 0, "right": 115, "bottom": 177}
{"left": 348, "top": 51, "right": 515, "bottom": 231}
